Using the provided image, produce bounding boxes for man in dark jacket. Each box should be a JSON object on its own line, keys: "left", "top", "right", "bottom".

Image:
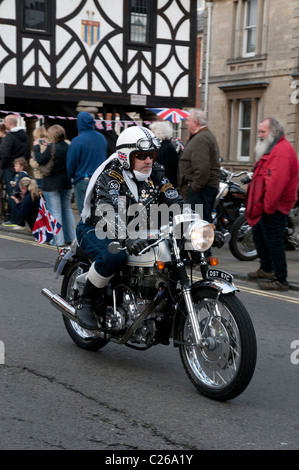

{"left": 76, "top": 126, "right": 185, "bottom": 330}
{"left": 67, "top": 112, "right": 108, "bottom": 215}
{"left": 0, "top": 114, "right": 30, "bottom": 226}
{"left": 178, "top": 109, "right": 220, "bottom": 222}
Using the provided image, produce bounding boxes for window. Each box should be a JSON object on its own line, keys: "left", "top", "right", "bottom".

{"left": 230, "top": 0, "right": 267, "bottom": 59}
{"left": 219, "top": 82, "right": 267, "bottom": 163}
{"left": 129, "top": 0, "right": 150, "bottom": 43}
{"left": 243, "top": 0, "right": 257, "bottom": 56}
{"left": 238, "top": 100, "right": 251, "bottom": 160}
{"left": 226, "top": 95, "right": 261, "bottom": 162}
{"left": 23, "top": 0, "right": 49, "bottom": 32}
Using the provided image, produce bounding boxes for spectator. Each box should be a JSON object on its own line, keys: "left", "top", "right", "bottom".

{"left": 177, "top": 109, "right": 220, "bottom": 223}
{"left": 10, "top": 177, "right": 40, "bottom": 231}
{"left": 67, "top": 112, "right": 108, "bottom": 215}
{"left": 35, "top": 124, "right": 76, "bottom": 247}
{"left": 0, "top": 123, "right": 8, "bottom": 222}
{"left": 149, "top": 121, "right": 179, "bottom": 187}
{"left": 0, "top": 122, "right": 7, "bottom": 144}
{"left": 11, "top": 157, "right": 29, "bottom": 196}
{"left": 0, "top": 114, "right": 30, "bottom": 226}
{"left": 30, "top": 126, "right": 50, "bottom": 187}
{"left": 247, "top": 117, "right": 299, "bottom": 291}
{"left": 9, "top": 157, "right": 30, "bottom": 230}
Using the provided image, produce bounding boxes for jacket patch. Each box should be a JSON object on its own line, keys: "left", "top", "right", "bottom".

{"left": 165, "top": 189, "right": 179, "bottom": 199}
{"left": 108, "top": 170, "right": 124, "bottom": 183}
{"left": 161, "top": 183, "right": 173, "bottom": 193}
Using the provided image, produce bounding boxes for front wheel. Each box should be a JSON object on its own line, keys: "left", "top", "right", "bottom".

{"left": 61, "top": 262, "right": 109, "bottom": 351}
{"left": 178, "top": 287, "right": 257, "bottom": 401}
{"left": 229, "top": 214, "right": 257, "bottom": 261}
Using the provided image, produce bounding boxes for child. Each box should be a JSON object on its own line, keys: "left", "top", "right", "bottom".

{"left": 10, "top": 157, "right": 29, "bottom": 230}
{"left": 10, "top": 177, "right": 40, "bottom": 231}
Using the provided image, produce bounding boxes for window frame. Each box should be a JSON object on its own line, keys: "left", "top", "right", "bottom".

{"left": 237, "top": 99, "right": 251, "bottom": 161}
{"left": 220, "top": 84, "right": 266, "bottom": 163}
{"left": 242, "top": 0, "right": 258, "bottom": 58}
{"left": 127, "top": 0, "right": 155, "bottom": 46}
{"left": 230, "top": 0, "right": 268, "bottom": 61}
{"left": 21, "top": 0, "right": 51, "bottom": 35}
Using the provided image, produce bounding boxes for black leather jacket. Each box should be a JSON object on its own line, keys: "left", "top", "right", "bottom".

{"left": 86, "top": 158, "right": 184, "bottom": 237}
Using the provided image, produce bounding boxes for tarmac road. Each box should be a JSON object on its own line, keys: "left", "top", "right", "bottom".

{"left": 0, "top": 229, "right": 299, "bottom": 450}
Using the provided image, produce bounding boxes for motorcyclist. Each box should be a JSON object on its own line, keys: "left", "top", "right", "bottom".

{"left": 76, "top": 126, "right": 185, "bottom": 330}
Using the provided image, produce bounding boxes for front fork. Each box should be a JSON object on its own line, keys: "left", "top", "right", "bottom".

{"left": 172, "top": 237, "right": 209, "bottom": 348}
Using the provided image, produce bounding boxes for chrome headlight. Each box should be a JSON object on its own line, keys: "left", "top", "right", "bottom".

{"left": 188, "top": 220, "right": 215, "bottom": 252}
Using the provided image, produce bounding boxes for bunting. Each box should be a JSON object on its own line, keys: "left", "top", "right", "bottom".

{"left": 0, "top": 109, "right": 152, "bottom": 128}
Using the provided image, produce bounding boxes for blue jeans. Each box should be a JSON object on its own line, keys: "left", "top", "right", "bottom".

{"left": 76, "top": 220, "right": 127, "bottom": 278}
{"left": 252, "top": 211, "right": 288, "bottom": 283}
{"left": 43, "top": 189, "right": 76, "bottom": 246}
{"left": 3, "top": 169, "right": 17, "bottom": 223}
{"left": 74, "top": 178, "right": 89, "bottom": 216}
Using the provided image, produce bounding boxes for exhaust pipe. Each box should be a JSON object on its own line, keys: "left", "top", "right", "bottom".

{"left": 42, "top": 289, "right": 159, "bottom": 345}
{"left": 42, "top": 288, "right": 77, "bottom": 322}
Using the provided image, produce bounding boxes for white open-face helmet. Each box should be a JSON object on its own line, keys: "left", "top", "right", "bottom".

{"left": 116, "top": 126, "right": 161, "bottom": 170}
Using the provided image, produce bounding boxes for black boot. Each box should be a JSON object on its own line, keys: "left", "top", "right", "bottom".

{"left": 76, "top": 279, "right": 101, "bottom": 330}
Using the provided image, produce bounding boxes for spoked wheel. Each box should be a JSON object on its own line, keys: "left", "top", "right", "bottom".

{"left": 178, "top": 288, "right": 257, "bottom": 401}
{"left": 61, "top": 262, "right": 109, "bottom": 351}
{"left": 229, "top": 214, "right": 257, "bottom": 261}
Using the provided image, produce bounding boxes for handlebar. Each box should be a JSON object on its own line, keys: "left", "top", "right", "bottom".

{"left": 220, "top": 167, "right": 253, "bottom": 183}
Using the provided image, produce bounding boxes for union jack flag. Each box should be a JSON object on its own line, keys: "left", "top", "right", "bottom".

{"left": 32, "top": 198, "right": 62, "bottom": 244}
{"left": 118, "top": 151, "right": 127, "bottom": 162}
{"left": 147, "top": 108, "right": 190, "bottom": 124}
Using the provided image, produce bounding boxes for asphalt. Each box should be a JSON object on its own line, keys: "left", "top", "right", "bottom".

{"left": 1, "top": 206, "right": 298, "bottom": 292}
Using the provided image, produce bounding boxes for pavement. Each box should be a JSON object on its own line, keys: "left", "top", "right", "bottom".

{"left": 211, "top": 243, "right": 299, "bottom": 292}
{"left": 0, "top": 207, "right": 298, "bottom": 291}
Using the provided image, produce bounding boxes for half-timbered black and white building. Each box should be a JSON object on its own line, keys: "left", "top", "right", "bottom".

{"left": 0, "top": 0, "right": 197, "bottom": 135}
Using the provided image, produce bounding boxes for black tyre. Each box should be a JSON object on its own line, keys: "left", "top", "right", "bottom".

{"left": 178, "top": 287, "right": 257, "bottom": 401}
{"left": 229, "top": 214, "right": 257, "bottom": 261}
{"left": 61, "top": 262, "right": 109, "bottom": 351}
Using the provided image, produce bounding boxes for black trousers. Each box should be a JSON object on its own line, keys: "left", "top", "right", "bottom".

{"left": 187, "top": 186, "right": 218, "bottom": 223}
{"left": 252, "top": 211, "right": 288, "bottom": 283}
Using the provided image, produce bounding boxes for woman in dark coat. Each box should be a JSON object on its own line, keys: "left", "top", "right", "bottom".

{"left": 150, "top": 121, "right": 179, "bottom": 187}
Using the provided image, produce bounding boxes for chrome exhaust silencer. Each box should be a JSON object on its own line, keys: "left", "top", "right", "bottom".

{"left": 42, "top": 288, "right": 78, "bottom": 322}
{"left": 42, "top": 288, "right": 107, "bottom": 340}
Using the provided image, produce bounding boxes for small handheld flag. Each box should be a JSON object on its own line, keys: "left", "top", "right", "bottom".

{"left": 32, "top": 197, "right": 62, "bottom": 245}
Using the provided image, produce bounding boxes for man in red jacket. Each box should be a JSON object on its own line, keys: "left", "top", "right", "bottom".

{"left": 247, "top": 117, "right": 299, "bottom": 291}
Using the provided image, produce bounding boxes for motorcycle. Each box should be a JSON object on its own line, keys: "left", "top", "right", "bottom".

{"left": 285, "top": 194, "right": 299, "bottom": 250}
{"left": 42, "top": 213, "right": 257, "bottom": 401}
{"left": 213, "top": 168, "right": 258, "bottom": 261}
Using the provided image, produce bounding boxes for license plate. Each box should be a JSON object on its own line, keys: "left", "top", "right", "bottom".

{"left": 207, "top": 269, "right": 233, "bottom": 284}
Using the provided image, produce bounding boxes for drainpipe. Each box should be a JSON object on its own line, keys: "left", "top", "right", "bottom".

{"left": 204, "top": 2, "right": 213, "bottom": 114}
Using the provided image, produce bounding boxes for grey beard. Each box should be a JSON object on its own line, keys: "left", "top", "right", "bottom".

{"left": 255, "top": 134, "right": 275, "bottom": 159}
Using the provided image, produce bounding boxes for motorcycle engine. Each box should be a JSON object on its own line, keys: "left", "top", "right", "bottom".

{"left": 102, "top": 267, "right": 167, "bottom": 346}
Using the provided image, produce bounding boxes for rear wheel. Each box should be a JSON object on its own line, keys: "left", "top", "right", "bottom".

{"left": 61, "top": 262, "right": 109, "bottom": 350}
{"left": 229, "top": 214, "right": 257, "bottom": 261}
{"left": 178, "top": 287, "right": 257, "bottom": 401}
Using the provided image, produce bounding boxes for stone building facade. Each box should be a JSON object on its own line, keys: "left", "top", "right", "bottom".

{"left": 201, "top": 0, "right": 299, "bottom": 169}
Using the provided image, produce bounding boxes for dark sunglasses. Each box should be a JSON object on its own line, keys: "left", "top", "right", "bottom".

{"left": 131, "top": 151, "right": 156, "bottom": 161}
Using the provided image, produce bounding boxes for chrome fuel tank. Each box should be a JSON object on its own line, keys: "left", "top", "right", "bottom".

{"left": 127, "top": 239, "right": 171, "bottom": 267}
